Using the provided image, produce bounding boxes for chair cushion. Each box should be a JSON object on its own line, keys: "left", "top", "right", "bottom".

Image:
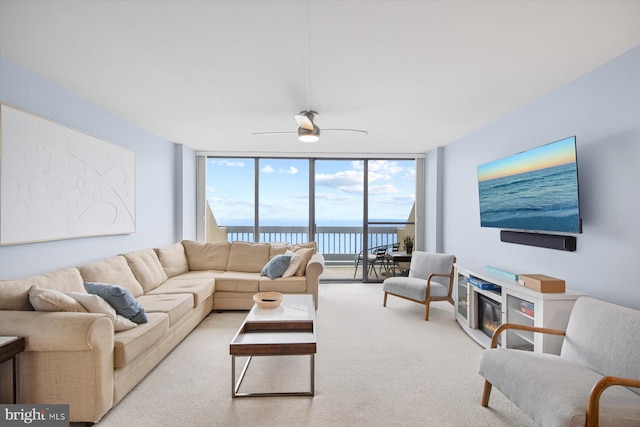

{"left": 408, "top": 252, "right": 454, "bottom": 284}
{"left": 383, "top": 277, "right": 449, "bottom": 302}
{"left": 561, "top": 297, "right": 640, "bottom": 394}
{"left": 479, "top": 347, "right": 640, "bottom": 426}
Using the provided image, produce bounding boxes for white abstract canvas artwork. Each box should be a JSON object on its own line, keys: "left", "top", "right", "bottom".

{"left": 0, "top": 104, "right": 136, "bottom": 245}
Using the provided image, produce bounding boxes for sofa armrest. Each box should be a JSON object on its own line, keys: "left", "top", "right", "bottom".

{"left": 490, "top": 323, "right": 566, "bottom": 349}
{"left": 0, "top": 310, "right": 114, "bottom": 351}
{"left": 0, "top": 310, "right": 115, "bottom": 423}
{"left": 305, "top": 253, "right": 324, "bottom": 309}
{"left": 587, "top": 375, "right": 640, "bottom": 427}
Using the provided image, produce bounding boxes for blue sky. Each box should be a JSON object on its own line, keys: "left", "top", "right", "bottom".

{"left": 206, "top": 158, "right": 415, "bottom": 226}
{"left": 478, "top": 136, "right": 576, "bottom": 182}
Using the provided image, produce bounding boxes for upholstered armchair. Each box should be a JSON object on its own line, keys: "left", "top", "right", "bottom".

{"left": 382, "top": 251, "right": 455, "bottom": 320}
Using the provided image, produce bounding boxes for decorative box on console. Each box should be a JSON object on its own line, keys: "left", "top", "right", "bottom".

{"left": 518, "top": 274, "right": 565, "bottom": 293}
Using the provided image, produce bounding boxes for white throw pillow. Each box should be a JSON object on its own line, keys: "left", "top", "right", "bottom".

{"left": 67, "top": 292, "right": 137, "bottom": 332}
{"left": 28, "top": 285, "right": 88, "bottom": 312}
{"left": 282, "top": 250, "right": 302, "bottom": 278}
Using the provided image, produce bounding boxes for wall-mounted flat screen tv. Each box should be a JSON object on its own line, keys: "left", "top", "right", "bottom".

{"left": 477, "top": 136, "right": 582, "bottom": 234}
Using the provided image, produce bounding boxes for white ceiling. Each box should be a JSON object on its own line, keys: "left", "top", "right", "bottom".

{"left": 1, "top": 1, "right": 640, "bottom": 156}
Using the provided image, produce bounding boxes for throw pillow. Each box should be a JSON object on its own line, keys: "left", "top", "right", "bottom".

{"left": 84, "top": 282, "right": 148, "bottom": 323}
{"left": 67, "top": 292, "right": 137, "bottom": 332}
{"left": 291, "top": 247, "right": 314, "bottom": 276}
{"left": 260, "top": 255, "right": 291, "bottom": 280}
{"left": 28, "top": 285, "right": 88, "bottom": 313}
{"left": 282, "top": 250, "right": 302, "bottom": 278}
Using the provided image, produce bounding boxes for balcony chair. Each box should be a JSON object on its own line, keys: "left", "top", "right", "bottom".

{"left": 354, "top": 245, "right": 391, "bottom": 279}
{"left": 382, "top": 251, "right": 455, "bottom": 320}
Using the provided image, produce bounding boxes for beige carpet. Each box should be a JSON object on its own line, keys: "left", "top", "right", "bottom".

{"left": 94, "top": 283, "right": 535, "bottom": 427}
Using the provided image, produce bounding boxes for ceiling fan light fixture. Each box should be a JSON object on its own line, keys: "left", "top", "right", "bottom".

{"left": 298, "top": 126, "right": 320, "bottom": 143}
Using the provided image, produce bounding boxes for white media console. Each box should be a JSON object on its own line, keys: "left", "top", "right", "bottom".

{"left": 454, "top": 263, "right": 586, "bottom": 355}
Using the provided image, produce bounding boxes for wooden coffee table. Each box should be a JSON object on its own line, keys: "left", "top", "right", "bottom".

{"left": 229, "top": 294, "right": 316, "bottom": 397}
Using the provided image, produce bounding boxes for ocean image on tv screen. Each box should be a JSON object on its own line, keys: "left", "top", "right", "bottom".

{"left": 477, "top": 137, "right": 581, "bottom": 233}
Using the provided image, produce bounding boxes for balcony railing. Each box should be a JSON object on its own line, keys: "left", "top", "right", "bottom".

{"left": 226, "top": 225, "right": 403, "bottom": 263}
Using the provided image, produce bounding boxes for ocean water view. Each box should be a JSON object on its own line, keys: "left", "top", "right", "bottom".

{"left": 220, "top": 218, "right": 409, "bottom": 260}
{"left": 479, "top": 163, "right": 580, "bottom": 233}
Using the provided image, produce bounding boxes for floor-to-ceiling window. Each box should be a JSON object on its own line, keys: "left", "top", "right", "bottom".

{"left": 201, "top": 155, "right": 419, "bottom": 282}
{"left": 258, "top": 158, "right": 310, "bottom": 243}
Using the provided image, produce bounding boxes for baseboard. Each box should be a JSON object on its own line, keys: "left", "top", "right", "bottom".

{"left": 500, "top": 230, "right": 577, "bottom": 252}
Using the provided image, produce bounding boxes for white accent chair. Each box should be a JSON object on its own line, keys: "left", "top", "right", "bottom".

{"left": 479, "top": 297, "right": 640, "bottom": 426}
{"left": 382, "top": 251, "right": 455, "bottom": 320}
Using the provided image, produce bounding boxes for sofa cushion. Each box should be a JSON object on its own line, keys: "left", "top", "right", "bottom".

{"left": 155, "top": 242, "right": 189, "bottom": 278}
{"left": 84, "top": 282, "right": 148, "bottom": 323}
{"left": 182, "top": 240, "right": 231, "bottom": 271}
{"left": 123, "top": 249, "right": 168, "bottom": 293}
{"left": 113, "top": 312, "right": 169, "bottom": 368}
{"left": 137, "top": 293, "right": 193, "bottom": 327}
{"left": 67, "top": 292, "right": 137, "bottom": 331}
{"left": 259, "top": 276, "right": 307, "bottom": 293}
{"left": 269, "top": 244, "right": 290, "bottom": 258}
{"left": 0, "top": 267, "right": 85, "bottom": 311}
{"left": 147, "top": 271, "right": 217, "bottom": 307}
{"left": 78, "top": 255, "right": 144, "bottom": 298}
{"left": 214, "top": 271, "right": 260, "bottom": 292}
{"left": 226, "top": 241, "right": 270, "bottom": 273}
{"left": 260, "top": 255, "right": 291, "bottom": 279}
{"left": 28, "top": 285, "right": 88, "bottom": 313}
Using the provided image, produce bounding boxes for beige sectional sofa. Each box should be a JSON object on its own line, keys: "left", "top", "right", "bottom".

{"left": 0, "top": 240, "right": 324, "bottom": 424}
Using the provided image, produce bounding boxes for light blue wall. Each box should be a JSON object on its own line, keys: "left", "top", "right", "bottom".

{"left": 0, "top": 56, "right": 196, "bottom": 279}
{"left": 437, "top": 46, "right": 640, "bottom": 309}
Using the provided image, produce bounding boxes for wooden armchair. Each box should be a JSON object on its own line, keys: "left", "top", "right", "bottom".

{"left": 479, "top": 297, "right": 640, "bottom": 426}
{"left": 382, "top": 252, "right": 455, "bottom": 320}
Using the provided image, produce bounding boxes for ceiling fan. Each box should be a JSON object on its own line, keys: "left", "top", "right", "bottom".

{"left": 252, "top": 110, "right": 368, "bottom": 143}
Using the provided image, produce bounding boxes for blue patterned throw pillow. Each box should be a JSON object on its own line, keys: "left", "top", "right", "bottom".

{"left": 83, "top": 282, "right": 148, "bottom": 323}
{"left": 260, "top": 255, "right": 292, "bottom": 280}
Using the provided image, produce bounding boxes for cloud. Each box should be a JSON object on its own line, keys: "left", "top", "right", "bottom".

{"left": 368, "top": 184, "right": 399, "bottom": 195}
{"left": 316, "top": 170, "right": 363, "bottom": 188}
{"left": 281, "top": 166, "right": 298, "bottom": 174}
{"left": 208, "top": 159, "right": 245, "bottom": 167}
{"left": 261, "top": 165, "right": 275, "bottom": 173}
{"left": 315, "top": 192, "right": 353, "bottom": 201}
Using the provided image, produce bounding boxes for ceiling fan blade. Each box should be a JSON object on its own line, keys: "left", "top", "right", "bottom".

{"left": 251, "top": 131, "right": 298, "bottom": 135}
{"left": 294, "top": 114, "right": 314, "bottom": 131}
{"left": 322, "top": 128, "right": 369, "bottom": 135}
